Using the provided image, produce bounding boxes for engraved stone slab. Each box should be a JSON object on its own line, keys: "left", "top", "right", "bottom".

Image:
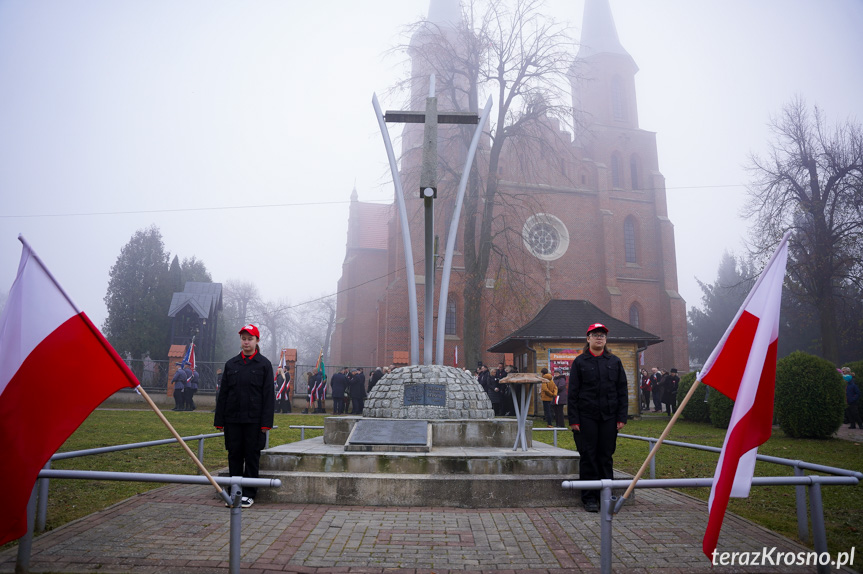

{"left": 348, "top": 419, "right": 429, "bottom": 445}
{"left": 403, "top": 383, "right": 447, "bottom": 407}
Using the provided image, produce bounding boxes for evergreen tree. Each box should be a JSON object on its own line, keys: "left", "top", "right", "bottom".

{"left": 103, "top": 226, "right": 172, "bottom": 360}
{"left": 687, "top": 253, "right": 754, "bottom": 365}
{"left": 180, "top": 256, "right": 212, "bottom": 284}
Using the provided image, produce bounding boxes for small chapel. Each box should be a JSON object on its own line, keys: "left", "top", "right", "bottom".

{"left": 330, "top": 0, "right": 689, "bottom": 373}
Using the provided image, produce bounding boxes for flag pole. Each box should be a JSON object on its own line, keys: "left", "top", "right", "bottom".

{"left": 135, "top": 384, "right": 227, "bottom": 499}
{"left": 613, "top": 377, "right": 704, "bottom": 513}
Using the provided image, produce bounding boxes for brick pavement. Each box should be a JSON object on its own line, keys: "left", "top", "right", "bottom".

{"left": 2, "top": 481, "right": 855, "bottom": 574}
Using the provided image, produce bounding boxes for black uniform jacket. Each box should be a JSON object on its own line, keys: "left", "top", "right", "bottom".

{"left": 214, "top": 351, "right": 275, "bottom": 428}
{"left": 330, "top": 372, "right": 348, "bottom": 397}
{"left": 567, "top": 349, "right": 628, "bottom": 426}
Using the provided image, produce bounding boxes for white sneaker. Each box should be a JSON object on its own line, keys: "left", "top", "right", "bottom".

{"left": 241, "top": 497, "right": 254, "bottom": 508}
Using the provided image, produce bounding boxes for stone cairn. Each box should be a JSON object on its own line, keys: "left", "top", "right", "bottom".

{"left": 363, "top": 364, "right": 494, "bottom": 420}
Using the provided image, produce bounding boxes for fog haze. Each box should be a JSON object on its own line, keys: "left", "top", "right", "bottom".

{"left": 1, "top": 0, "right": 861, "bottom": 334}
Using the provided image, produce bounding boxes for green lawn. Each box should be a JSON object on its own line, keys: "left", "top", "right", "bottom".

{"left": 9, "top": 407, "right": 862, "bottom": 558}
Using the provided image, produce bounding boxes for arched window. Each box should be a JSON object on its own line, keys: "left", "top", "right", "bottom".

{"left": 611, "top": 76, "right": 626, "bottom": 121}
{"left": 624, "top": 217, "right": 637, "bottom": 263}
{"left": 630, "top": 155, "right": 640, "bottom": 190}
{"left": 629, "top": 304, "right": 641, "bottom": 328}
{"left": 445, "top": 298, "right": 457, "bottom": 335}
{"left": 611, "top": 153, "right": 622, "bottom": 189}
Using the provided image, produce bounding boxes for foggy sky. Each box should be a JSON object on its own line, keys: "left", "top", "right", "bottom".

{"left": 1, "top": 0, "right": 862, "bottom": 336}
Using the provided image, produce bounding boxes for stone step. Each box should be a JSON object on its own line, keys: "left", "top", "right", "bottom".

{"left": 256, "top": 470, "right": 584, "bottom": 508}
{"left": 262, "top": 437, "right": 578, "bottom": 476}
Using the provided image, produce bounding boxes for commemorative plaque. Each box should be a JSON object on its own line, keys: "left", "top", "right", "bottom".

{"left": 403, "top": 383, "right": 447, "bottom": 407}
{"left": 348, "top": 419, "right": 429, "bottom": 446}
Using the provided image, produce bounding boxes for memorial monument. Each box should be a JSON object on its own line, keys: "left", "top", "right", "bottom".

{"left": 256, "top": 77, "right": 581, "bottom": 507}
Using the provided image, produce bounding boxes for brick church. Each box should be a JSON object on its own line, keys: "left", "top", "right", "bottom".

{"left": 330, "top": 0, "right": 689, "bottom": 372}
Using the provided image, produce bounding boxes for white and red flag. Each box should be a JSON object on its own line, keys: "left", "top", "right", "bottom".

{"left": 183, "top": 341, "right": 196, "bottom": 372}
{"left": 697, "top": 231, "right": 790, "bottom": 558}
{"left": 0, "top": 238, "right": 139, "bottom": 546}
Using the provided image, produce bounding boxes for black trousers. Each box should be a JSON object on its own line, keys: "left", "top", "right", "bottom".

{"left": 184, "top": 388, "right": 197, "bottom": 410}
{"left": 352, "top": 397, "right": 364, "bottom": 415}
{"left": 224, "top": 423, "right": 266, "bottom": 498}
{"left": 543, "top": 401, "right": 554, "bottom": 425}
{"left": 572, "top": 417, "right": 618, "bottom": 504}
{"left": 847, "top": 401, "right": 862, "bottom": 428}
{"left": 173, "top": 388, "right": 185, "bottom": 410}
{"left": 276, "top": 398, "right": 292, "bottom": 413}
{"left": 333, "top": 397, "right": 344, "bottom": 414}
{"left": 553, "top": 404, "right": 565, "bottom": 428}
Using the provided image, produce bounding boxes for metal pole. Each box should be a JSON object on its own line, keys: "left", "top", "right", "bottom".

{"left": 372, "top": 93, "right": 420, "bottom": 365}
{"left": 435, "top": 96, "right": 494, "bottom": 364}
{"left": 793, "top": 465, "right": 808, "bottom": 543}
{"left": 424, "top": 196, "right": 434, "bottom": 364}
{"left": 600, "top": 482, "right": 615, "bottom": 574}
{"left": 197, "top": 439, "right": 205, "bottom": 475}
{"left": 421, "top": 79, "right": 437, "bottom": 365}
{"left": 808, "top": 482, "right": 829, "bottom": 574}
{"left": 228, "top": 483, "right": 243, "bottom": 574}
{"left": 35, "top": 460, "right": 50, "bottom": 533}
{"left": 647, "top": 439, "right": 656, "bottom": 480}
{"left": 16, "top": 484, "right": 37, "bottom": 574}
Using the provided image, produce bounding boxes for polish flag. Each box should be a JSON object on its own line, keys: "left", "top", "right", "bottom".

{"left": 183, "top": 342, "right": 196, "bottom": 372}
{"left": 698, "top": 231, "right": 790, "bottom": 559}
{"left": 0, "top": 238, "right": 138, "bottom": 546}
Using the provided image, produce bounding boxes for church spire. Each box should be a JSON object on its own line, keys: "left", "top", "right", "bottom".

{"left": 426, "top": 0, "right": 461, "bottom": 28}
{"left": 577, "top": 0, "right": 632, "bottom": 60}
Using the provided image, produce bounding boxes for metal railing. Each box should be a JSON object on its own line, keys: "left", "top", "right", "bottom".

{"left": 544, "top": 430, "right": 862, "bottom": 574}
{"left": 289, "top": 425, "right": 325, "bottom": 440}
{"left": 617, "top": 432, "right": 863, "bottom": 545}
{"left": 22, "top": 429, "right": 280, "bottom": 574}
{"left": 20, "top": 471, "right": 279, "bottom": 574}
{"left": 561, "top": 475, "right": 858, "bottom": 574}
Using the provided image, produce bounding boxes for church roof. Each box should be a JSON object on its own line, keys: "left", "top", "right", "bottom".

{"left": 577, "top": 0, "right": 632, "bottom": 60}
{"left": 487, "top": 299, "right": 661, "bottom": 353}
{"left": 168, "top": 282, "right": 223, "bottom": 319}
{"left": 353, "top": 202, "right": 391, "bottom": 250}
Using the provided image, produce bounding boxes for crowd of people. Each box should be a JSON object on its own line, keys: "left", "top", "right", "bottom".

{"left": 639, "top": 366, "right": 680, "bottom": 416}
{"left": 169, "top": 361, "right": 199, "bottom": 411}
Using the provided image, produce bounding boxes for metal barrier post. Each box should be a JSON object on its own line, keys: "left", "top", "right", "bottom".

{"left": 16, "top": 483, "right": 37, "bottom": 574}
{"left": 553, "top": 428, "right": 558, "bottom": 447}
{"left": 35, "top": 460, "right": 50, "bottom": 533}
{"left": 808, "top": 482, "right": 829, "bottom": 574}
{"left": 600, "top": 482, "right": 615, "bottom": 574}
{"left": 793, "top": 466, "right": 808, "bottom": 543}
{"left": 300, "top": 427, "right": 305, "bottom": 440}
{"left": 264, "top": 429, "right": 270, "bottom": 449}
{"left": 197, "top": 439, "right": 205, "bottom": 475}
{"left": 229, "top": 483, "right": 242, "bottom": 574}
{"left": 647, "top": 439, "right": 656, "bottom": 479}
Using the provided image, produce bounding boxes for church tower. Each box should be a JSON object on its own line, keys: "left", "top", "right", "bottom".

{"left": 332, "top": 0, "right": 690, "bottom": 373}
{"left": 568, "top": 0, "right": 689, "bottom": 371}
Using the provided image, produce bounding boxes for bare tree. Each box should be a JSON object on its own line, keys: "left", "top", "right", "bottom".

{"left": 292, "top": 296, "right": 337, "bottom": 366}
{"left": 744, "top": 97, "right": 863, "bottom": 363}
{"left": 251, "top": 298, "right": 294, "bottom": 362}
{"left": 223, "top": 280, "right": 259, "bottom": 328}
{"left": 397, "top": 0, "right": 577, "bottom": 367}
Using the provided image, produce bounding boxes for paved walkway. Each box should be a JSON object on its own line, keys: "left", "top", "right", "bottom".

{"left": 2, "top": 481, "right": 853, "bottom": 574}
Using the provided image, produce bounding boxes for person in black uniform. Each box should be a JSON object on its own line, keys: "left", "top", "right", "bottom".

{"left": 214, "top": 324, "right": 274, "bottom": 508}
{"left": 349, "top": 368, "right": 366, "bottom": 415}
{"left": 330, "top": 367, "right": 349, "bottom": 414}
{"left": 568, "top": 323, "right": 627, "bottom": 513}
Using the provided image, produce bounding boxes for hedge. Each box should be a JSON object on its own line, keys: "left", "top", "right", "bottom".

{"left": 676, "top": 371, "right": 710, "bottom": 423}
{"left": 775, "top": 351, "right": 844, "bottom": 439}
